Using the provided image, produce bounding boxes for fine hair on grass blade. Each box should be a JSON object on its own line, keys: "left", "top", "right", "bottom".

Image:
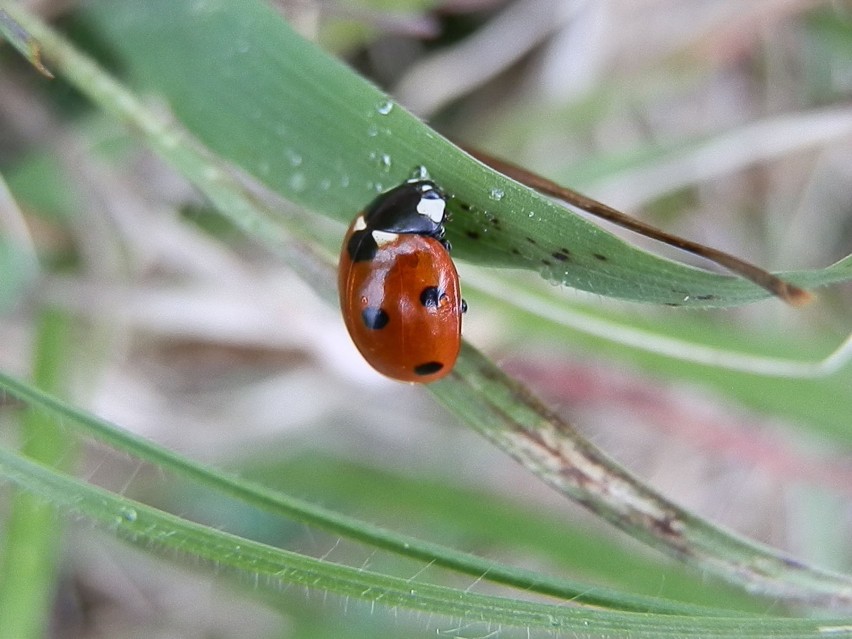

{"left": 4, "top": 448, "right": 852, "bottom": 638}
{"left": 0, "top": 370, "right": 727, "bottom": 616}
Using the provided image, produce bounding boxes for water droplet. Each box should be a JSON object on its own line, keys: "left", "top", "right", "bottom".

{"left": 410, "top": 165, "right": 430, "bottom": 180}
{"left": 378, "top": 153, "right": 392, "bottom": 172}
{"left": 286, "top": 150, "right": 302, "bottom": 167}
{"left": 118, "top": 507, "right": 137, "bottom": 523}
{"left": 339, "top": 175, "right": 350, "bottom": 188}
{"left": 257, "top": 160, "right": 270, "bottom": 176}
{"left": 236, "top": 41, "right": 250, "bottom": 54}
{"left": 489, "top": 188, "right": 505, "bottom": 201}
{"left": 319, "top": 178, "right": 331, "bottom": 190}
{"left": 376, "top": 99, "right": 394, "bottom": 115}
{"left": 289, "top": 173, "right": 307, "bottom": 192}
{"left": 366, "top": 124, "right": 379, "bottom": 137}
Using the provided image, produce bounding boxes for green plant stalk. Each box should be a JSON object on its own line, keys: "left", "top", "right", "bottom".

{"left": 2, "top": 449, "right": 850, "bottom": 638}
{"left": 0, "top": 7, "right": 52, "bottom": 77}
{"left": 431, "top": 342, "right": 852, "bottom": 607}
{"left": 4, "top": 4, "right": 851, "bottom": 607}
{"left": 0, "top": 371, "right": 726, "bottom": 617}
{"left": 0, "top": 310, "right": 73, "bottom": 639}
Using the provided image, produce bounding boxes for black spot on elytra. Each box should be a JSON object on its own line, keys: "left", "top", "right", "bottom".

{"left": 593, "top": 253, "right": 608, "bottom": 261}
{"left": 347, "top": 230, "right": 378, "bottom": 262}
{"left": 362, "top": 307, "right": 389, "bottom": 330}
{"left": 466, "top": 230, "right": 480, "bottom": 240}
{"left": 420, "top": 286, "right": 443, "bottom": 308}
{"left": 414, "top": 361, "right": 444, "bottom": 376}
{"left": 551, "top": 250, "right": 570, "bottom": 262}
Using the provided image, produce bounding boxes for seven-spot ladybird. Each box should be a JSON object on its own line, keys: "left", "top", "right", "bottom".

{"left": 338, "top": 180, "right": 464, "bottom": 383}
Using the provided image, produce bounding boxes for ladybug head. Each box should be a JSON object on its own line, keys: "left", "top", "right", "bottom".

{"left": 362, "top": 180, "right": 447, "bottom": 238}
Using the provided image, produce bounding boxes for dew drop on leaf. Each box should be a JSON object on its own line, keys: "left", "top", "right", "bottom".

{"left": 289, "top": 173, "right": 307, "bottom": 191}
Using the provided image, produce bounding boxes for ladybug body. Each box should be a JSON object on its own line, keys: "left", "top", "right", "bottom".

{"left": 339, "top": 180, "right": 463, "bottom": 383}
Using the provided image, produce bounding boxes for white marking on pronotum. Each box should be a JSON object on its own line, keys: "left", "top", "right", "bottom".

{"left": 353, "top": 215, "right": 367, "bottom": 231}
{"left": 417, "top": 192, "right": 445, "bottom": 224}
{"left": 372, "top": 230, "right": 399, "bottom": 246}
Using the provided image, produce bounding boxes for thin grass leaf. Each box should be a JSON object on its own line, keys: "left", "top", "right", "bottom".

{"left": 0, "top": 171, "right": 39, "bottom": 311}
{"left": 2, "top": 448, "right": 851, "bottom": 638}
{"left": 69, "top": 0, "right": 851, "bottom": 306}
{"left": 0, "top": 7, "right": 52, "bottom": 77}
{"left": 0, "top": 370, "right": 729, "bottom": 617}
{"left": 431, "top": 342, "right": 852, "bottom": 607}
{"left": 0, "top": 311, "right": 73, "bottom": 639}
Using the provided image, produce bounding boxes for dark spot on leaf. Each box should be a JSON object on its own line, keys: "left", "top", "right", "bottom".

{"left": 466, "top": 230, "right": 480, "bottom": 240}
{"left": 695, "top": 294, "right": 717, "bottom": 301}
{"left": 551, "top": 251, "right": 570, "bottom": 262}
{"left": 511, "top": 248, "right": 521, "bottom": 256}
{"left": 593, "top": 253, "right": 608, "bottom": 261}
{"left": 541, "top": 259, "right": 553, "bottom": 266}
{"left": 526, "top": 237, "right": 537, "bottom": 245}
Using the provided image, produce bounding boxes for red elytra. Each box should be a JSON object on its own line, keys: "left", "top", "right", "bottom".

{"left": 338, "top": 180, "right": 463, "bottom": 383}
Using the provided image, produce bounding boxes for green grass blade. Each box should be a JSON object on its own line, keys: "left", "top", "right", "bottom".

{"left": 431, "top": 342, "right": 852, "bottom": 607}
{"left": 59, "top": 0, "right": 852, "bottom": 305}
{"left": 0, "top": 370, "right": 728, "bottom": 616}
{"left": 0, "top": 172, "right": 39, "bottom": 311}
{"left": 0, "top": 311, "right": 73, "bottom": 639}
{"left": 0, "top": 7, "right": 52, "bottom": 77}
{"left": 2, "top": 448, "right": 851, "bottom": 638}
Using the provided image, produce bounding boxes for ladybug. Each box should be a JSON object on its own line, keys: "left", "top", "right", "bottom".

{"left": 338, "top": 179, "right": 464, "bottom": 383}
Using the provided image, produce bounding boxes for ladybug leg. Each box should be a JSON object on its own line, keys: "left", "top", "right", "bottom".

{"left": 461, "top": 299, "right": 468, "bottom": 314}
